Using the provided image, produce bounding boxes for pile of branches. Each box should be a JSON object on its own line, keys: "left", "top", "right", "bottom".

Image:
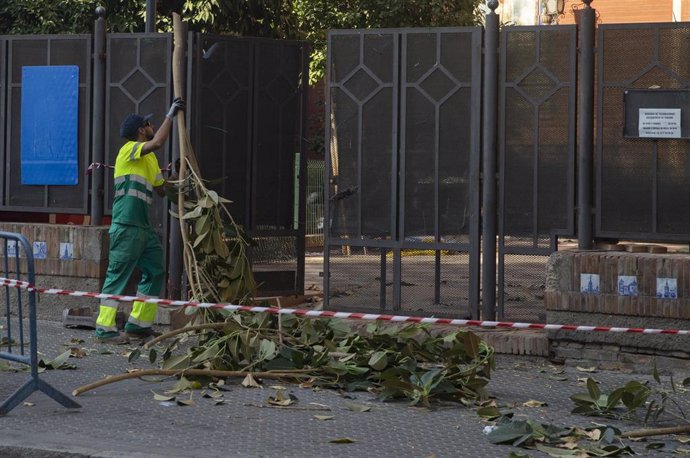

{"left": 151, "top": 311, "right": 495, "bottom": 406}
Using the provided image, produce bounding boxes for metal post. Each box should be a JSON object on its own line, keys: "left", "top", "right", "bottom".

{"left": 379, "top": 250, "right": 386, "bottom": 310}
{"left": 434, "top": 251, "right": 441, "bottom": 304}
{"left": 295, "top": 43, "right": 310, "bottom": 296}
{"left": 577, "top": 1, "right": 596, "bottom": 249}
{"left": 145, "top": 0, "right": 157, "bottom": 33}
{"left": 481, "top": 1, "right": 500, "bottom": 320}
{"left": 90, "top": 6, "right": 106, "bottom": 225}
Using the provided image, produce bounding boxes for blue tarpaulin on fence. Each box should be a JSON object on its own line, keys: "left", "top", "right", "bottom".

{"left": 20, "top": 65, "right": 79, "bottom": 185}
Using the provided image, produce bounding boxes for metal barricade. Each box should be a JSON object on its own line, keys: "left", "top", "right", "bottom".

{"left": 0, "top": 232, "right": 80, "bottom": 415}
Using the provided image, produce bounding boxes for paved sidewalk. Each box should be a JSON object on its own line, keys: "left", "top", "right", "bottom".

{"left": 0, "top": 320, "right": 684, "bottom": 457}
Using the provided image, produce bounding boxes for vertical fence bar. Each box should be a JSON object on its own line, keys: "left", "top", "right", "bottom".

{"left": 90, "top": 7, "right": 106, "bottom": 225}
{"left": 482, "top": 2, "right": 500, "bottom": 320}
{"left": 577, "top": 1, "right": 596, "bottom": 249}
{"left": 145, "top": 0, "right": 157, "bottom": 33}
{"left": 323, "top": 33, "right": 333, "bottom": 308}
{"left": 296, "top": 43, "right": 310, "bottom": 296}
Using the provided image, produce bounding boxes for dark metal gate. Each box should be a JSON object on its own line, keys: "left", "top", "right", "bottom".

{"left": 498, "top": 25, "right": 577, "bottom": 321}
{"left": 596, "top": 23, "right": 690, "bottom": 241}
{"left": 191, "top": 34, "right": 309, "bottom": 296}
{"left": 325, "top": 28, "right": 482, "bottom": 318}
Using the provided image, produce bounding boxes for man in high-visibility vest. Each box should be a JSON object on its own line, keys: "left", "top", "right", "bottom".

{"left": 95, "top": 98, "right": 185, "bottom": 343}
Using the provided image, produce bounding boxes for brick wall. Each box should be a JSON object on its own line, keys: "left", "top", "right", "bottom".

{"left": 545, "top": 250, "right": 690, "bottom": 372}
{"left": 545, "top": 250, "right": 690, "bottom": 320}
{"left": 0, "top": 223, "right": 108, "bottom": 278}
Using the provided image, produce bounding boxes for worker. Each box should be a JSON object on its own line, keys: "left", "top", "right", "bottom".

{"left": 95, "top": 98, "right": 185, "bottom": 343}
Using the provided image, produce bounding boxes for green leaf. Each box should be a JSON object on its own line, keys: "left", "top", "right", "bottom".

{"left": 38, "top": 350, "right": 77, "bottom": 370}
{"left": 181, "top": 206, "right": 203, "bottom": 219}
{"left": 148, "top": 348, "right": 157, "bottom": 364}
{"left": 314, "top": 415, "right": 334, "bottom": 421}
{"left": 476, "top": 406, "right": 502, "bottom": 420}
{"left": 165, "top": 376, "right": 198, "bottom": 394}
{"left": 329, "top": 437, "right": 355, "bottom": 444}
{"left": 342, "top": 401, "right": 371, "bottom": 412}
{"left": 486, "top": 420, "right": 533, "bottom": 445}
{"left": 368, "top": 351, "right": 388, "bottom": 371}
{"left": 152, "top": 391, "right": 175, "bottom": 401}
{"left": 162, "top": 354, "right": 192, "bottom": 370}
{"left": 258, "top": 339, "right": 277, "bottom": 361}
{"left": 192, "top": 343, "right": 221, "bottom": 363}
{"left": 194, "top": 213, "right": 210, "bottom": 234}
{"left": 587, "top": 378, "right": 601, "bottom": 400}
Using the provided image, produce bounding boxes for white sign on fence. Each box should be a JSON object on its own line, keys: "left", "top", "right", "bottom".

{"left": 638, "top": 108, "right": 681, "bottom": 138}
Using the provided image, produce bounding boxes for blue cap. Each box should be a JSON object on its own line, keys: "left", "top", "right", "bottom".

{"left": 119, "top": 113, "right": 153, "bottom": 140}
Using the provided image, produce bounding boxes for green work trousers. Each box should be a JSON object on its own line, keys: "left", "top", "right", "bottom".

{"left": 95, "top": 223, "right": 164, "bottom": 332}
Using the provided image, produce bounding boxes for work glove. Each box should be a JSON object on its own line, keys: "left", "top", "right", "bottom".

{"left": 165, "top": 158, "right": 181, "bottom": 179}
{"left": 166, "top": 97, "right": 186, "bottom": 119}
{"left": 163, "top": 183, "right": 179, "bottom": 201}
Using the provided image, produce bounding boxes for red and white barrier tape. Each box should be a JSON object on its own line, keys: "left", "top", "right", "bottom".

{"left": 1, "top": 277, "right": 688, "bottom": 335}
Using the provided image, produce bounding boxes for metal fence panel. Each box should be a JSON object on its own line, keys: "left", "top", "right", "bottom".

{"left": 252, "top": 39, "right": 305, "bottom": 233}
{"left": 326, "top": 28, "right": 481, "bottom": 317}
{"left": 327, "top": 31, "right": 398, "bottom": 239}
{"left": 498, "top": 25, "right": 577, "bottom": 321}
{"left": 399, "top": 28, "right": 481, "bottom": 317}
{"left": 193, "top": 34, "right": 253, "bottom": 227}
{"left": 2, "top": 36, "right": 91, "bottom": 213}
{"left": 596, "top": 23, "right": 690, "bottom": 240}
{"left": 191, "top": 34, "right": 308, "bottom": 295}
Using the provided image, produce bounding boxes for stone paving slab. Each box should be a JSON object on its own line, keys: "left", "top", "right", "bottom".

{"left": 0, "top": 321, "right": 687, "bottom": 457}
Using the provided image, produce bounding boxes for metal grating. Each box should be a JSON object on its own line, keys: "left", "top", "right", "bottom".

{"left": 325, "top": 28, "right": 481, "bottom": 317}
{"left": 328, "top": 31, "right": 397, "bottom": 239}
{"left": 597, "top": 23, "right": 690, "bottom": 240}
{"left": 191, "top": 34, "right": 309, "bottom": 295}
{"left": 498, "top": 25, "right": 576, "bottom": 321}
{"left": 193, "top": 34, "right": 253, "bottom": 227}
{"left": 399, "top": 250, "right": 472, "bottom": 318}
{"left": 2, "top": 36, "right": 91, "bottom": 213}
{"left": 252, "top": 39, "right": 305, "bottom": 234}
{"left": 499, "top": 251, "right": 549, "bottom": 323}
{"left": 325, "top": 245, "right": 393, "bottom": 312}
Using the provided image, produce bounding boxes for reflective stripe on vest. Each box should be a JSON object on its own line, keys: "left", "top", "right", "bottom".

{"left": 114, "top": 188, "right": 153, "bottom": 205}
{"left": 129, "top": 142, "right": 143, "bottom": 161}
{"left": 114, "top": 174, "right": 153, "bottom": 192}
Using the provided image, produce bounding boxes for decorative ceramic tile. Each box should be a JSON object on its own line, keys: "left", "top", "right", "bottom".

{"left": 33, "top": 241, "right": 47, "bottom": 260}
{"left": 59, "top": 242, "right": 74, "bottom": 260}
{"left": 618, "top": 275, "right": 638, "bottom": 297}
{"left": 5, "top": 240, "right": 17, "bottom": 257}
{"left": 580, "top": 273, "right": 600, "bottom": 294}
{"left": 656, "top": 278, "right": 677, "bottom": 299}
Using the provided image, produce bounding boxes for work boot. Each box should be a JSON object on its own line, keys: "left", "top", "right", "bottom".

{"left": 123, "top": 323, "right": 162, "bottom": 340}
{"left": 94, "top": 329, "right": 130, "bottom": 345}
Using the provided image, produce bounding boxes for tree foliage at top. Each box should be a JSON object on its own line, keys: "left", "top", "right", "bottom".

{"left": 0, "top": 0, "right": 482, "bottom": 82}
{"left": 292, "top": 0, "right": 483, "bottom": 82}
